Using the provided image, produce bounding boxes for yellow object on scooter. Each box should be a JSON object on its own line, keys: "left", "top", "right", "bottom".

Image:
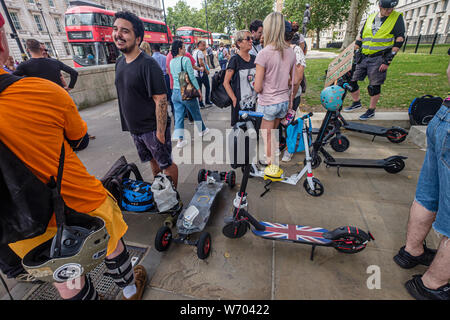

{"left": 263, "top": 165, "right": 284, "bottom": 182}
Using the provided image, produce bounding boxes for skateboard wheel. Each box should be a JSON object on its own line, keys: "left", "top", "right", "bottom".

{"left": 225, "top": 171, "right": 236, "bottom": 188}
{"left": 197, "top": 232, "right": 211, "bottom": 260}
{"left": 155, "top": 226, "right": 172, "bottom": 252}
{"left": 198, "top": 169, "right": 207, "bottom": 183}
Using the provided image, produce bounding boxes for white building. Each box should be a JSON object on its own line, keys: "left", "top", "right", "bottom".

{"left": 1, "top": 0, "right": 163, "bottom": 62}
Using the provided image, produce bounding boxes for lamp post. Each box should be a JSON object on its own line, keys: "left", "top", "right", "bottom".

{"left": 0, "top": 0, "right": 26, "bottom": 55}
{"left": 36, "top": 1, "right": 58, "bottom": 58}
{"left": 161, "top": 0, "right": 170, "bottom": 45}
{"left": 204, "top": 0, "right": 210, "bottom": 45}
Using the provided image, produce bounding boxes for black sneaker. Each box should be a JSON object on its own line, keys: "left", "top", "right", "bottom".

{"left": 359, "top": 109, "right": 375, "bottom": 120}
{"left": 405, "top": 275, "right": 450, "bottom": 300}
{"left": 343, "top": 100, "right": 362, "bottom": 112}
{"left": 393, "top": 245, "right": 437, "bottom": 269}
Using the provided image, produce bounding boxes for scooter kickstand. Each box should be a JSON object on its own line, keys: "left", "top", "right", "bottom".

{"left": 260, "top": 180, "right": 272, "bottom": 197}
{"left": 371, "top": 135, "right": 376, "bottom": 142}
{"left": 337, "top": 166, "right": 341, "bottom": 178}
{"left": 310, "top": 245, "right": 316, "bottom": 261}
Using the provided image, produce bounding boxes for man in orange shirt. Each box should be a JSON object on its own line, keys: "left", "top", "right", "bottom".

{"left": 0, "top": 13, "right": 146, "bottom": 300}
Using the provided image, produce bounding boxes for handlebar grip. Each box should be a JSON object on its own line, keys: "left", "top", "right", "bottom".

{"left": 343, "top": 83, "right": 353, "bottom": 91}
{"left": 301, "top": 112, "right": 313, "bottom": 120}
{"left": 239, "top": 111, "right": 264, "bottom": 119}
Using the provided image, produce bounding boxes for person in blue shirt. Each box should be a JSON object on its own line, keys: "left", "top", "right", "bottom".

{"left": 152, "top": 43, "right": 173, "bottom": 110}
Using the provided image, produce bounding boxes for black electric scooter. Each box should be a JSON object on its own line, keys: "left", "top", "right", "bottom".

{"left": 310, "top": 82, "right": 407, "bottom": 176}
{"left": 325, "top": 72, "right": 408, "bottom": 152}
{"left": 223, "top": 113, "right": 374, "bottom": 260}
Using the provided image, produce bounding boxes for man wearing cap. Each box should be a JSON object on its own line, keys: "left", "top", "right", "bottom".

{"left": 344, "top": 0, "right": 405, "bottom": 120}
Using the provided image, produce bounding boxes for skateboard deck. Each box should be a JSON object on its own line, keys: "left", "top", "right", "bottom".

{"left": 176, "top": 181, "right": 224, "bottom": 235}
{"left": 251, "top": 221, "right": 332, "bottom": 245}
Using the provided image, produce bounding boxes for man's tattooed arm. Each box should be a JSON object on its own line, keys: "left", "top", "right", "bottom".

{"left": 153, "top": 94, "right": 168, "bottom": 143}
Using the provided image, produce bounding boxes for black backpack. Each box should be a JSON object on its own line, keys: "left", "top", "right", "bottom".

{"left": 409, "top": 95, "right": 443, "bottom": 125}
{"left": 210, "top": 69, "right": 232, "bottom": 108}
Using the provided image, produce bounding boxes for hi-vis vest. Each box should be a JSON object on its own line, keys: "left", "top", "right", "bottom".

{"left": 361, "top": 11, "right": 402, "bottom": 55}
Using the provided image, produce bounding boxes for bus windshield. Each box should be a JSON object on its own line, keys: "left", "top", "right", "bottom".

{"left": 71, "top": 42, "right": 108, "bottom": 66}
{"left": 176, "top": 30, "right": 193, "bottom": 36}
{"left": 65, "top": 13, "right": 113, "bottom": 27}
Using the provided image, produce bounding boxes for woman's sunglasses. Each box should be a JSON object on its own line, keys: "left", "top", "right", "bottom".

{"left": 239, "top": 36, "right": 252, "bottom": 42}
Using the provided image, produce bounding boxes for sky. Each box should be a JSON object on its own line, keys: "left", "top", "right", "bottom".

{"left": 163, "top": 0, "right": 203, "bottom": 10}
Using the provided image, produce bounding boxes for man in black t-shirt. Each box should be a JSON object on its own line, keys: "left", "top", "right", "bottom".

{"left": 113, "top": 11, "right": 178, "bottom": 188}
{"left": 13, "top": 39, "right": 78, "bottom": 90}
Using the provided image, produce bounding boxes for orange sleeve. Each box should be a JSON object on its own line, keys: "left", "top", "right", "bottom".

{"left": 63, "top": 95, "right": 88, "bottom": 141}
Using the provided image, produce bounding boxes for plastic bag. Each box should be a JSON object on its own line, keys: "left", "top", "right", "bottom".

{"left": 151, "top": 173, "right": 178, "bottom": 212}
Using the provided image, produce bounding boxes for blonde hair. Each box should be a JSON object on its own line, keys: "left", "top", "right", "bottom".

{"left": 140, "top": 41, "right": 152, "bottom": 55}
{"left": 263, "top": 12, "right": 289, "bottom": 59}
{"left": 234, "top": 30, "right": 250, "bottom": 49}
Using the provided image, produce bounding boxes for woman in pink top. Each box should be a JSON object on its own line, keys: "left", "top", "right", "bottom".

{"left": 254, "top": 12, "right": 296, "bottom": 176}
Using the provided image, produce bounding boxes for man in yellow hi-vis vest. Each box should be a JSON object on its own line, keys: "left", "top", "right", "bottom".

{"left": 344, "top": 0, "right": 405, "bottom": 120}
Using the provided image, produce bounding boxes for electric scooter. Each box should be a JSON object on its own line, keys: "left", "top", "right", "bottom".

{"left": 325, "top": 72, "right": 408, "bottom": 152}
{"left": 223, "top": 113, "right": 374, "bottom": 260}
{"left": 310, "top": 83, "right": 407, "bottom": 177}
{"left": 235, "top": 111, "right": 324, "bottom": 197}
{"left": 155, "top": 169, "right": 236, "bottom": 260}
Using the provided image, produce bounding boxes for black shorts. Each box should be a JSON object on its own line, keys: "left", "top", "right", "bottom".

{"left": 131, "top": 125, "right": 173, "bottom": 170}
{"left": 352, "top": 55, "right": 387, "bottom": 86}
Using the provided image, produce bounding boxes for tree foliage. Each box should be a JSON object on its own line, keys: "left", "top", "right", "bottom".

{"left": 283, "top": 0, "right": 352, "bottom": 48}
{"left": 341, "top": 0, "right": 371, "bottom": 50}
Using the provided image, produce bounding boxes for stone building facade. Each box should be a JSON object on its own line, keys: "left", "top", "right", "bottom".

{"left": 0, "top": 0, "right": 163, "bottom": 62}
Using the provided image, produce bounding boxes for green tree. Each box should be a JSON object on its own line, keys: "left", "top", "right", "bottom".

{"left": 283, "top": 0, "right": 352, "bottom": 49}
{"left": 166, "top": 0, "right": 202, "bottom": 32}
{"left": 341, "top": 0, "right": 371, "bottom": 50}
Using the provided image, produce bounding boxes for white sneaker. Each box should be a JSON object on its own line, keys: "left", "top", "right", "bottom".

{"left": 282, "top": 150, "right": 293, "bottom": 162}
{"left": 176, "top": 140, "right": 188, "bottom": 149}
{"left": 199, "top": 127, "right": 210, "bottom": 137}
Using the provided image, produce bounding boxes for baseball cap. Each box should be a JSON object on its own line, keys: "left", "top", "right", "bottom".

{"left": 0, "top": 12, "right": 5, "bottom": 28}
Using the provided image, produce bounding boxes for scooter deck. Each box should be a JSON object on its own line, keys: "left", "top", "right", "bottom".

{"left": 251, "top": 221, "right": 332, "bottom": 245}
{"left": 324, "top": 158, "right": 388, "bottom": 168}
{"left": 176, "top": 181, "right": 224, "bottom": 235}
{"left": 343, "top": 121, "right": 387, "bottom": 135}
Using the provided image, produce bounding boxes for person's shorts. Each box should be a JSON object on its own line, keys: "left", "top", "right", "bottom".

{"left": 352, "top": 55, "right": 387, "bottom": 86}
{"left": 257, "top": 101, "right": 289, "bottom": 121}
{"left": 131, "top": 125, "right": 173, "bottom": 170}
{"left": 415, "top": 105, "right": 450, "bottom": 238}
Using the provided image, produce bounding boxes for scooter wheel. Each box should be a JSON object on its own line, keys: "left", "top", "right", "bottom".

{"left": 304, "top": 154, "right": 322, "bottom": 169}
{"left": 384, "top": 158, "right": 405, "bottom": 174}
{"left": 198, "top": 169, "right": 207, "bottom": 183}
{"left": 332, "top": 227, "right": 370, "bottom": 254}
{"left": 197, "top": 232, "right": 212, "bottom": 260}
{"left": 226, "top": 170, "right": 236, "bottom": 188}
{"left": 330, "top": 136, "right": 350, "bottom": 152}
{"left": 303, "top": 178, "right": 324, "bottom": 197}
{"left": 386, "top": 128, "right": 408, "bottom": 144}
{"left": 222, "top": 220, "right": 249, "bottom": 238}
{"left": 155, "top": 226, "right": 172, "bottom": 252}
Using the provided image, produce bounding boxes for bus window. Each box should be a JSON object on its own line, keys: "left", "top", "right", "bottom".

{"left": 71, "top": 43, "right": 96, "bottom": 66}
{"left": 105, "top": 42, "right": 119, "bottom": 64}
{"left": 176, "top": 30, "right": 193, "bottom": 36}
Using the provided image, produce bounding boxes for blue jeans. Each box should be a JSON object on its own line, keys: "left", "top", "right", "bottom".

{"left": 415, "top": 104, "right": 450, "bottom": 237}
{"left": 172, "top": 89, "right": 206, "bottom": 139}
{"left": 164, "top": 74, "right": 173, "bottom": 110}
{"left": 219, "top": 59, "right": 228, "bottom": 70}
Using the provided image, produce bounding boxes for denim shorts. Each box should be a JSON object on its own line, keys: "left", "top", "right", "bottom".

{"left": 257, "top": 101, "right": 289, "bottom": 121}
{"left": 415, "top": 104, "right": 450, "bottom": 238}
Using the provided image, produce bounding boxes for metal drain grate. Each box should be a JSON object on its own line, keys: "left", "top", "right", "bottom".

{"left": 23, "top": 244, "right": 148, "bottom": 300}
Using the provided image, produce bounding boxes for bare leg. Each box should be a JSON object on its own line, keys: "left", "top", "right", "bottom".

{"left": 404, "top": 200, "right": 437, "bottom": 256}
{"left": 350, "top": 89, "right": 360, "bottom": 102}
{"left": 422, "top": 236, "right": 450, "bottom": 289}
{"left": 260, "top": 119, "right": 274, "bottom": 165}
{"left": 163, "top": 163, "right": 179, "bottom": 189}
{"left": 369, "top": 93, "right": 380, "bottom": 110}
{"left": 54, "top": 239, "right": 125, "bottom": 299}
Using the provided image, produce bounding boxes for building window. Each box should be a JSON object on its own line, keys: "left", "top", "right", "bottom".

{"left": 44, "top": 42, "right": 54, "bottom": 56}
{"left": 33, "top": 15, "right": 44, "bottom": 32}
{"left": 426, "top": 19, "right": 433, "bottom": 35}
{"left": 48, "top": 0, "right": 55, "bottom": 7}
{"left": 9, "top": 12, "right": 22, "bottom": 30}
{"left": 54, "top": 17, "right": 62, "bottom": 32}
{"left": 63, "top": 42, "right": 71, "bottom": 56}
{"left": 433, "top": 3, "right": 438, "bottom": 13}
{"left": 412, "top": 21, "right": 417, "bottom": 35}
{"left": 445, "top": 0, "right": 450, "bottom": 11}
{"left": 27, "top": 0, "right": 35, "bottom": 3}
{"left": 435, "top": 17, "right": 441, "bottom": 34}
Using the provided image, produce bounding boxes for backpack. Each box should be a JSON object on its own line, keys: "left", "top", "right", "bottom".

{"left": 210, "top": 69, "right": 232, "bottom": 108}
{"left": 409, "top": 95, "right": 443, "bottom": 126}
{"left": 286, "top": 118, "right": 312, "bottom": 154}
{"left": 218, "top": 48, "right": 225, "bottom": 61}
{"left": 100, "top": 156, "right": 154, "bottom": 212}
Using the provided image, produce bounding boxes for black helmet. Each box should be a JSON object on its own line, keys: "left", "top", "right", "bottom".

{"left": 379, "top": 0, "right": 398, "bottom": 8}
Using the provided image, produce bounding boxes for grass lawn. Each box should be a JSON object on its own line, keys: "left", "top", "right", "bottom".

{"left": 302, "top": 45, "right": 449, "bottom": 111}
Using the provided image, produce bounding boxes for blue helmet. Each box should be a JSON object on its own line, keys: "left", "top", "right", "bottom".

{"left": 320, "top": 85, "right": 346, "bottom": 111}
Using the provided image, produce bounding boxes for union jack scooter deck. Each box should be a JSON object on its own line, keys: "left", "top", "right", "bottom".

{"left": 251, "top": 222, "right": 332, "bottom": 246}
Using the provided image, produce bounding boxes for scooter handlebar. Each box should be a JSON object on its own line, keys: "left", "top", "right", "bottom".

{"left": 342, "top": 83, "right": 352, "bottom": 91}
{"left": 239, "top": 111, "right": 264, "bottom": 120}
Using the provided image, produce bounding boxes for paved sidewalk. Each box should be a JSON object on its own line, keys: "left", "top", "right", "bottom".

{"left": 1, "top": 100, "right": 436, "bottom": 300}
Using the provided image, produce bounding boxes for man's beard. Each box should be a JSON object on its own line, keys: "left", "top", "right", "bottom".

{"left": 115, "top": 38, "right": 136, "bottom": 54}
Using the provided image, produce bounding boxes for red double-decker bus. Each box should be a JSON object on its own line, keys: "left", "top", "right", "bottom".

{"left": 175, "top": 27, "right": 213, "bottom": 48}
{"left": 65, "top": 6, "right": 173, "bottom": 67}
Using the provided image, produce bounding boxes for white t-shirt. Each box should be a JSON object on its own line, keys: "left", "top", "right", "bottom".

{"left": 193, "top": 49, "right": 205, "bottom": 77}
{"left": 293, "top": 45, "right": 306, "bottom": 98}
